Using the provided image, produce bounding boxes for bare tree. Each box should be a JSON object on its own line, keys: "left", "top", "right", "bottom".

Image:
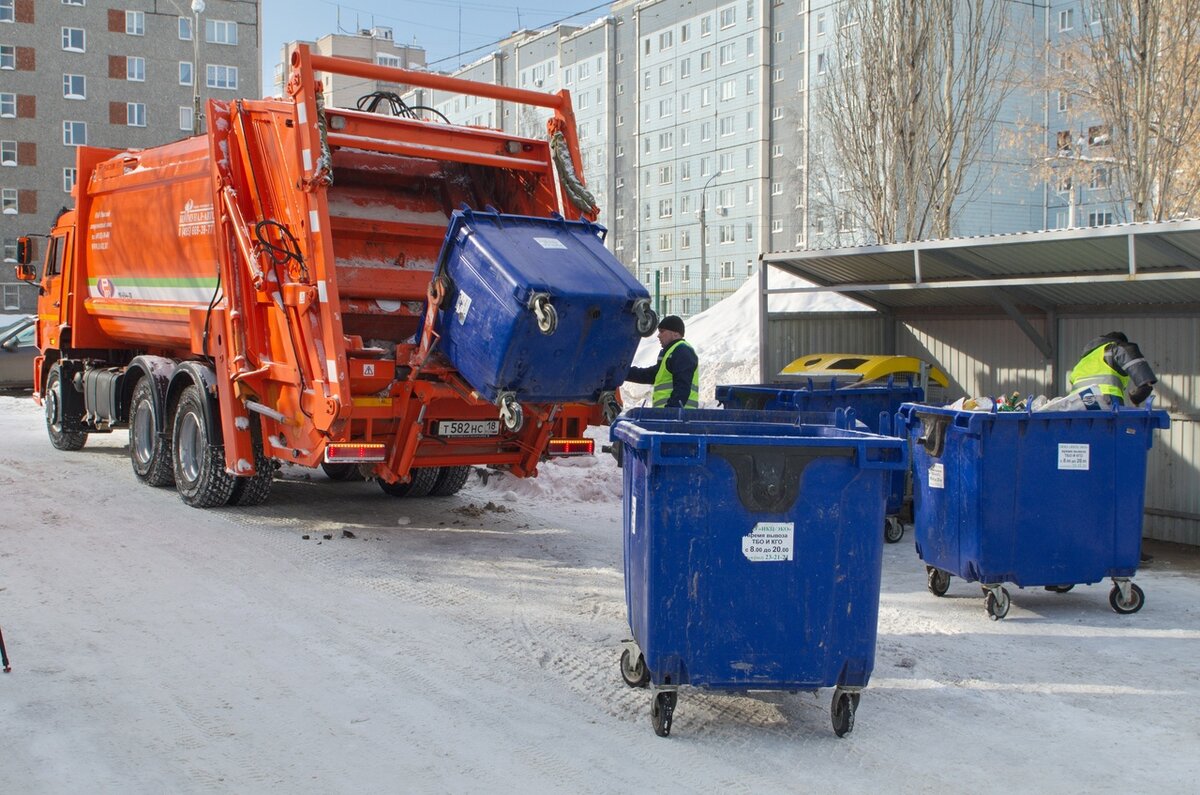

{"left": 813, "top": 0, "right": 1020, "bottom": 244}
{"left": 1069, "top": 0, "right": 1200, "bottom": 221}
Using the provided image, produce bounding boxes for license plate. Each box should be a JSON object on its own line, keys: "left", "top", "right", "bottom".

{"left": 436, "top": 419, "right": 500, "bottom": 437}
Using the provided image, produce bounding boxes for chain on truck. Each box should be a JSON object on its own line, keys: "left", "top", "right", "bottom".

{"left": 14, "top": 45, "right": 656, "bottom": 508}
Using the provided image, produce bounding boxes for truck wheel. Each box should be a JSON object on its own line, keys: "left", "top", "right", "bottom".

{"left": 227, "top": 417, "right": 274, "bottom": 507}
{"left": 378, "top": 467, "right": 440, "bottom": 498}
{"left": 172, "top": 384, "right": 237, "bottom": 508}
{"left": 44, "top": 364, "right": 87, "bottom": 451}
{"left": 429, "top": 465, "right": 471, "bottom": 497}
{"left": 129, "top": 376, "right": 174, "bottom": 486}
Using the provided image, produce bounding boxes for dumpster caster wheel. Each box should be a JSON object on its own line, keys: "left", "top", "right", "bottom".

{"left": 926, "top": 566, "right": 951, "bottom": 597}
{"left": 1044, "top": 584, "right": 1074, "bottom": 594}
{"left": 884, "top": 516, "right": 904, "bottom": 544}
{"left": 831, "top": 689, "right": 858, "bottom": 737}
{"left": 651, "top": 691, "right": 677, "bottom": 737}
{"left": 498, "top": 395, "right": 524, "bottom": 433}
{"left": 985, "top": 587, "right": 1011, "bottom": 620}
{"left": 529, "top": 293, "right": 558, "bottom": 335}
{"left": 619, "top": 649, "right": 649, "bottom": 688}
{"left": 633, "top": 299, "right": 658, "bottom": 337}
{"left": 1109, "top": 582, "right": 1144, "bottom": 614}
{"left": 599, "top": 391, "right": 621, "bottom": 425}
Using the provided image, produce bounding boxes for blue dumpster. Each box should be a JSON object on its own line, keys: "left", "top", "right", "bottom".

{"left": 610, "top": 407, "right": 908, "bottom": 737}
{"left": 716, "top": 376, "right": 923, "bottom": 543}
{"left": 899, "top": 402, "right": 1170, "bottom": 619}
{"left": 434, "top": 208, "right": 654, "bottom": 413}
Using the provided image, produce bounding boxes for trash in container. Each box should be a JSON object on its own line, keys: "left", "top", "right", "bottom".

{"left": 899, "top": 401, "right": 1170, "bottom": 620}
{"left": 716, "top": 376, "right": 921, "bottom": 544}
{"left": 610, "top": 407, "right": 908, "bottom": 737}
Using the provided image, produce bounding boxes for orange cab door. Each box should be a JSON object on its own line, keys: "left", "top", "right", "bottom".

{"left": 37, "top": 232, "right": 71, "bottom": 350}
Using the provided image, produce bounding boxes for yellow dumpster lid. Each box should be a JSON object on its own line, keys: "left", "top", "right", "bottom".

{"left": 779, "top": 353, "right": 949, "bottom": 387}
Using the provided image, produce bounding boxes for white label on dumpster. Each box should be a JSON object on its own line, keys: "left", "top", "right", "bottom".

{"left": 929, "top": 462, "right": 945, "bottom": 489}
{"left": 533, "top": 237, "right": 568, "bottom": 250}
{"left": 1058, "top": 443, "right": 1090, "bottom": 470}
{"left": 742, "top": 522, "right": 794, "bottom": 562}
{"left": 630, "top": 495, "right": 637, "bottom": 536}
{"left": 455, "top": 290, "right": 472, "bottom": 324}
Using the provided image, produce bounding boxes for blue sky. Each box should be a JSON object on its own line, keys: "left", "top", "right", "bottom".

{"left": 260, "top": 0, "right": 611, "bottom": 94}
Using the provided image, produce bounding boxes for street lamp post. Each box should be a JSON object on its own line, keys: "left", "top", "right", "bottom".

{"left": 192, "top": 0, "right": 205, "bottom": 134}
{"left": 698, "top": 170, "right": 721, "bottom": 312}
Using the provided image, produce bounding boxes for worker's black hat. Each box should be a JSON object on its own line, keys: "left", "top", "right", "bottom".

{"left": 658, "top": 315, "right": 685, "bottom": 335}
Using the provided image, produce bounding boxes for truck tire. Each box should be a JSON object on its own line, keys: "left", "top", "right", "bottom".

{"left": 45, "top": 364, "right": 87, "bottom": 451}
{"left": 227, "top": 417, "right": 274, "bottom": 507}
{"left": 172, "top": 384, "right": 237, "bottom": 508}
{"left": 378, "top": 467, "right": 439, "bottom": 498}
{"left": 129, "top": 376, "right": 174, "bottom": 486}
{"left": 430, "top": 465, "right": 471, "bottom": 497}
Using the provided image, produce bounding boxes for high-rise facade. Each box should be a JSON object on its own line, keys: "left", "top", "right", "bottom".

{"left": 0, "top": 0, "right": 260, "bottom": 313}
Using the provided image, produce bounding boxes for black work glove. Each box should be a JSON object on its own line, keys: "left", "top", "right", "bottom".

{"left": 1128, "top": 383, "right": 1152, "bottom": 406}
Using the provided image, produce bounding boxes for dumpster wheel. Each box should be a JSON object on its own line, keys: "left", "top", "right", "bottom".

{"left": 984, "top": 586, "right": 1011, "bottom": 620}
{"left": 651, "top": 691, "right": 677, "bottom": 737}
{"left": 884, "top": 516, "right": 905, "bottom": 544}
{"left": 1109, "top": 580, "right": 1144, "bottom": 614}
{"left": 619, "top": 648, "right": 650, "bottom": 688}
{"left": 926, "top": 566, "right": 951, "bottom": 597}
{"left": 498, "top": 394, "right": 524, "bottom": 433}
{"left": 831, "top": 688, "right": 860, "bottom": 737}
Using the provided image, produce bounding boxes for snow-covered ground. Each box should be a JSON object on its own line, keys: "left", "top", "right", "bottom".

{"left": 2, "top": 275, "right": 1199, "bottom": 792}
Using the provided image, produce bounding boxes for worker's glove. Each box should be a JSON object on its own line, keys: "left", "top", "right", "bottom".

{"left": 1128, "top": 383, "right": 1152, "bottom": 406}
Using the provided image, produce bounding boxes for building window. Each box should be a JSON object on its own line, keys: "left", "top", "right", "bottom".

{"left": 719, "top": 43, "right": 736, "bottom": 65}
{"left": 179, "top": 17, "right": 193, "bottom": 40}
{"left": 719, "top": 5, "right": 736, "bottom": 28}
{"left": 1, "top": 0, "right": 14, "bottom": 23}
{"left": 0, "top": 93, "right": 14, "bottom": 117}
{"left": 771, "top": 182, "right": 782, "bottom": 195}
{"left": 680, "top": 230, "right": 691, "bottom": 249}
{"left": 2, "top": 238, "right": 16, "bottom": 262}
{"left": 180, "top": 106, "right": 194, "bottom": 131}
{"left": 701, "top": 51, "right": 712, "bottom": 71}
{"left": 661, "top": 266, "right": 673, "bottom": 283}
{"left": 772, "top": 106, "right": 784, "bottom": 120}
{"left": 127, "top": 56, "right": 145, "bottom": 82}
{"left": 1088, "top": 211, "right": 1114, "bottom": 227}
{"left": 63, "top": 121, "right": 87, "bottom": 146}
{"left": 1088, "top": 124, "right": 1110, "bottom": 146}
{"left": 1091, "top": 166, "right": 1111, "bottom": 189}
{"left": 659, "top": 30, "right": 673, "bottom": 50}
{"left": 775, "top": 30, "right": 784, "bottom": 43}
{"left": 771, "top": 219, "right": 783, "bottom": 233}
{"left": 720, "top": 151, "right": 735, "bottom": 173}
{"left": 0, "top": 140, "right": 14, "bottom": 166}
{"left": 179, "top": 62, "right": 194, "bottom": 86}
{"left": 659, "top": 97, "right": 673, "bottom": 117}
{"left": 207, "top": 65, "right": 239, "bottom": 90}
{"left": 701, "top": 15, "right": 712, "bottom": 36}
{"left": 680, "top": 161, "right": 691, "bottom": 181}
{"left": 659, "top": 166, "right": 673, "bottom": 186}
{"left": 680, "top": 58, "right": 691, "bottom": 79}
{"left": 63, "top": 74, "right": 86, "bottom": 99}
{"left": 126, "top": 10, "right": 144, "bottom": 35}
{"left": 127, "top": 103, "right": 146, "bottom": 127}
{"left": 1057, "top": 92, "right": 1069, "bottom": 113}
{"left": 62, "top": 27, "right": 86, "bottom": 52}
{"left": 719, "top": 116, "right": 736, "bottom": 137}
{"left": 817, "top": 53, "right": 827, "bottom": 74}
{"left": 772, "top": 144, "right": 783, "bottom": 158}
{"left": 773, "top": 67, "right": 784, "bottom": 83}
{"left": 659, "top": 198, "right": 673, "bottom": 217}
{"left": 3, "top": 284, "right": 18, "bottom": 310}
{"left": 659, "top": 131, "right": 674, "bottom": 151}
{"left": 837, "top": 209, "right": 853, "bottom": 232}
{"left": 720, "top": 260, "right": 734, "bottom": 279}
{"left": 658, "top": 232, "right": 673, "bottom": 251}
{"left": 2, "top": 188, "right": 17, "bottom": 214}
{"left": 206, "top": 19, "right": 238, "bottom": 45}
{"left": 1059, "top": 8, "right": 1074, "bottom": 31}
{"left": 0, "top": 44, "right": 13, "bottom": 69}
{"left": 63, "top": 167, "right": 77, "bottom": 193}
{"left": 720, "top": 78, "right": 736, "bottom": 101}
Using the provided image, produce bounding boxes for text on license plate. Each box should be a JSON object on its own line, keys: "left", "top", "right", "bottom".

{"left": 436, "top": 420, "right": 500, "bottom": 437}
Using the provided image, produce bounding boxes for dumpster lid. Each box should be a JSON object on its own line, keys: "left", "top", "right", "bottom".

{"left": 779, "top": 353, "right": 949, "bottom": 387}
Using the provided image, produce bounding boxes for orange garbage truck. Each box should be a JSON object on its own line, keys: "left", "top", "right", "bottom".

{"left": 15, "top": 45, "right": 654, "bottom": 508}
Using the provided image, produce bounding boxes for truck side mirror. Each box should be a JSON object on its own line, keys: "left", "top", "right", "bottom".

{"left": 14, "top": 237, "right": 36, "bottom": 281}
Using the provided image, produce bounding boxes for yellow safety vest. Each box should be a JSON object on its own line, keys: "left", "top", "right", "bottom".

{"left": 1069, "top": 343, "right": 1129, "bottom": 400}
{"left": 652, "top": 340, "right": 699, "bottom": 408}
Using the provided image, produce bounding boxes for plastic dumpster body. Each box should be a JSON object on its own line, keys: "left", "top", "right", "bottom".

{"left": 899, "top": 402, "right": 1170, "bottom": 619}
{"left": 716, "top": 376, "right": 921, "bottom": 543}
{"left": 436, "top": 208, "right": 653, "bottom": 406}
{"left": 610, "top": 407, "right": 908, "bottom": 737}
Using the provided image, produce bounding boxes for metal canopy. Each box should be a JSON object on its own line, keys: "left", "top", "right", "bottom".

{"left": 761, "top": 219, "right": 1200, "bottom": 312}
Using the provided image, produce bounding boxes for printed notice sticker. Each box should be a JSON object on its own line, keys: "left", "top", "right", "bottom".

{"left": 742, "top": 522, "right": 794, "bottom": 562}
{"left": 455, "top": 290, "right": 472, "bottom": 324}
{"left": 534, "top": 237, "right": 568, "bottom": 250}
{"left": 630, "top": 495, "right": 637, "bottom": 536}
{"left": 1058, "top": 443, "right": 1090, "bottom": 470}
{"left": 929, "top": 462, "right": 945, "bottom": 489}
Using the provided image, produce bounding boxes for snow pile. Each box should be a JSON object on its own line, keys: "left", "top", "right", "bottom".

{"left": 623, "top": 271, "right": 870, "bottom": 407}
{"left": 478, "top": 427, "right": 623, "bottom": 505}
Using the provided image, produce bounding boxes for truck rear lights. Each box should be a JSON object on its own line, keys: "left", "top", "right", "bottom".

{"left": 548, "top": 438, "right": 594, "bottom": 457}
{"left": 325, "top": 443, "right": 387, "bottom": 463}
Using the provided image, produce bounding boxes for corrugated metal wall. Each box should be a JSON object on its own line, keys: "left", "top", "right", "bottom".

{"left": 764, "top": 311, "right": 1200, "bottom": 545}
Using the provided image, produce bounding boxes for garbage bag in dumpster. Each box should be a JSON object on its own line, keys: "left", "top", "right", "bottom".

{"left": 716, "top": 376, "right": 920, "bottom": 544}
{"left": 610, "top": 407, "right": 908, "bottom": 738}
{"left": 434, "top": 208, "right": 656, "bottom": 415}
{"left": 899, "top": 402, "right": 1170, "bottom": 620}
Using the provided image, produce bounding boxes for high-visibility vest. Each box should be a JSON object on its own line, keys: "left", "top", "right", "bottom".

{"left": 652, "top": 340, "right": 699, "bottom": 408}
{"left": 1068, "top": 343, "right": 1129, "bottom": 400}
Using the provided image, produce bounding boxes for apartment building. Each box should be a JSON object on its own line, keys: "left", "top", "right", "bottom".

{"left": 275, "top": 26, "right": 426, "bottom": 109}
{"left": 0, "top": 0, "right": 260, "bottom": 314}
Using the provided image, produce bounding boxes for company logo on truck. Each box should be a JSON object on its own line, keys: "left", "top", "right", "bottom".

{"left": 179, "top": 200, "right": 215, "bottom": 237}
